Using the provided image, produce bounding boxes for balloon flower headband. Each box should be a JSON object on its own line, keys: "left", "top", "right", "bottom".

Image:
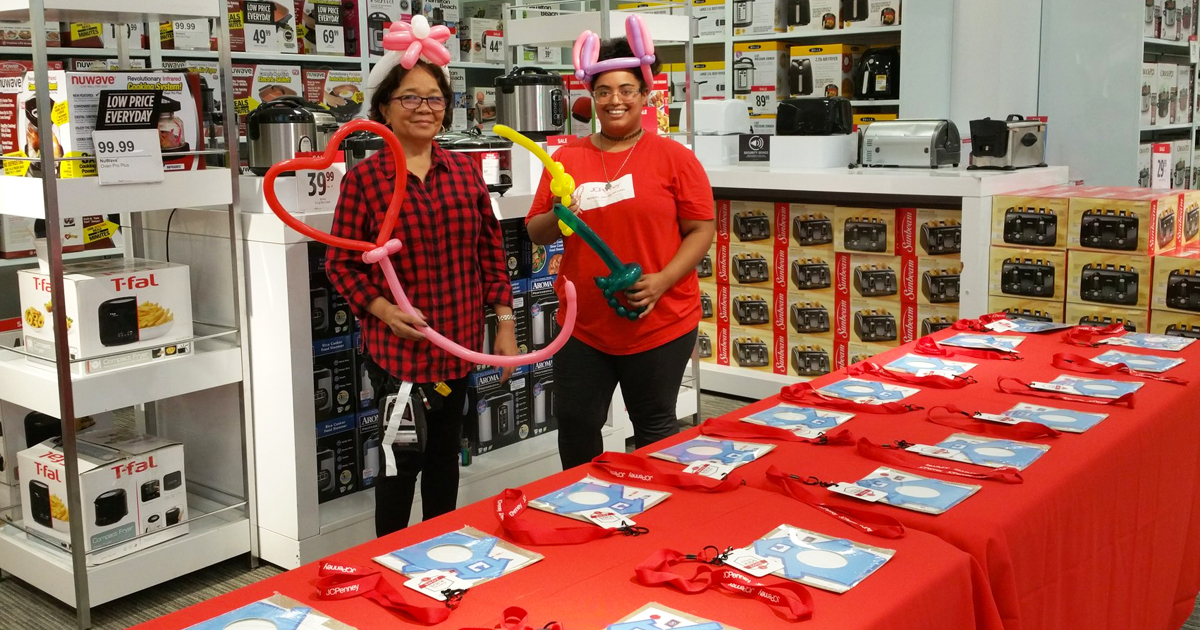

{"left": 363, "top": 15, "right": 452, "bottom": 117}
{"left": 263, "top": 119, "right": 577, "bottom": 368}
{"left": 572, "top": 14, "right": 657, "bottom": 89}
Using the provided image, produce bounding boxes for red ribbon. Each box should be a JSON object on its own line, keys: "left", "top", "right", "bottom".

{"left": 700, "top": 417, "right": 855, "bottom": 445}
{"left": 1062, "top": 323, "right": 1128, "bottom": 347}
{"left": 926, "top": 404, "right": 1061, "bottom": 439}
{"left": 764, "top": 465, "right": 906, "bottom": 539}
{"left": 493, "top": 488, "right": 637, "bottom": 546}
{"left": 950, "top": 312, "right": 1009, "bottom": 332}
{"left": 779, "top": 382, "right": 923, "bottom": 414}
{"left": 459, "top": 607, "right": 564, "bottom": 630}
{"left": 590, "top": 452, "right": 744, "bottom": 492}
{"left": 1052, "top": 352, "right": 1188, "bottom": 385}
{"left": 634, "top": 548, "right": 815, "bottom": 622}
{"left": 914, "top": 335, "right": 1022, "bottom": 361}
{"left": 315, "top": 561, "right": 454, "bottom": 625}
{"left": 996, "top": 376, "right": 1136, "bottom": 408}
{"left": 846, "top": 361, "right": 976, "bottom": 389}
{"left": 855, "top": 437, "right": 1024, "bottom": 483}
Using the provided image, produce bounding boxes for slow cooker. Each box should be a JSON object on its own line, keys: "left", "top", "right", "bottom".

{"left": 494, "top": 66, "right": 565, "bottom": 141}
{"left": 436, "top": 129, "right": 514, "bottom": 194}
{"left": 246, "top": 96, "right": 338, "bottom": 176}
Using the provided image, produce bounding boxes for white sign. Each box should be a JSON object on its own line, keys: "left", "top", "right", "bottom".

{"left": 93, "top": 129, "right": 164, "bottom": 186}
{"left": 1152, "top": 143, "right": 1173, "bottom": 190}
{"left": 316, "top": 24, "right": 345, "bottom": 54}
{"left": 172, "top": 20, "right": 210, "bottom": 50}
{"left": 245, "top": 23, "right": 277, "bottom": 53}
{"left": 538, "top": 46, "right": 558, "bottom": 64}
{"left": 294, "top": 163, "right": 345, "bottom": 213}
{"left": 484, "top": 30, "right": 505, "bottom": 64}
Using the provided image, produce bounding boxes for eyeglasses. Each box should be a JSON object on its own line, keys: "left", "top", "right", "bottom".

{"left": 391, "top": 95, "right": 448, "bottom": 111}
{"left": 592, "top": 88, "right": 643, "bottom": 102}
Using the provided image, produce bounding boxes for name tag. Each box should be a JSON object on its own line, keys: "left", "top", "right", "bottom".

{"left": 577, "top": 174, "right": 635, "bottom": 210}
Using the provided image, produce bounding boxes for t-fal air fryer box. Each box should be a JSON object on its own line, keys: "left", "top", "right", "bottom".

{"left": 313, "top": 347, "right": 356, "bottom": 423}
{"left": 786, "top": 0, "right": 838, "bottom": 32}
{"left": 787, "top": 44, "right": 860, "bottom": 99}
{"left": 316, "top": 415, "right": 358, "bottom": 503}
{"left": 0, "top": 402, "right": 115, "bottom": 487}
{"left": 528, "top": 358, "right": 557, "bottom": 437}
{"left": 1067, "top": 188, "right": 1181, "bottom": 256}
{"left": 19, "top": 430, "right": 187, "bottom": 565}
{"left": 357, "top": 410, "right": 381, "bottom": 490}
{"left": 303, "top": 67, "right": 365, "bottom": 123}
{"left": 733, "top": 42, "right": 788, "bottom": 115}
{"left": 841, "top": 0, "right": 900, "bottom": 29}
{"left": 18, "top": 258, "right": 194, "bottom": 373}
{"left": 468, "top": 365, "right": 531, "bottom": 455}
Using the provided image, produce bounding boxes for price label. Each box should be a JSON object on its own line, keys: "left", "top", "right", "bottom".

{"left": 172, "top": 19, "right": 210, "bottom": 50}
{"left": 93, "top": 129, "right": 163, "bottom": 186}
{"left": 316, "top": 24, "right": 345, "bottom": 54}
{"left": 484, "top": 30, "right": 504, "bottom": 64}
{"left": 246, "top": 23, "right": 276, "bottom": 52}
{"left": 294, "top": 163, "right": 345, "bottom": 213}
{"left": 538, "top": 46, "right": 558, "bottom": 64}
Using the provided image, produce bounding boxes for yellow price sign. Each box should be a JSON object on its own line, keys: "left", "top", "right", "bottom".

{"left": 84, "top": 220, "right": 120, "bottom": 244}
{"left": 3, "top": 151, "right": 30, "bottom": 177}
{"left": 229, "top": 11, "right": 244, "bottom": 30}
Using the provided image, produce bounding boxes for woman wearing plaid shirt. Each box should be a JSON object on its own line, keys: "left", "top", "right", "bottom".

{"left": 326, "top": 60, "right": 516, "bottom": 536}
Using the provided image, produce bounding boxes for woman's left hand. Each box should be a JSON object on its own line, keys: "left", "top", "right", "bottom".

{"left": 626, "top": 272, "right": 673, "bottom": 318}
{"left": 494, "top": 326, "right": 519, "bottom": 382}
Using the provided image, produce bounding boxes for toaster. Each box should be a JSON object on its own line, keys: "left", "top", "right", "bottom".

{"left": 791, "top": 345, "right": 830, "bottom": 377}
{"left": 1079, "top": 263, "right": 1140, "bottom": 306}
{"left": 733, "top": 336, "right": 770, "bottom": 367}
{"left": 920, "top": 220, "right": 961, "bottom": 255}
{"left": 860, "top": 119, "right": 961, "bottom": 168}
{"left": 791, "top": 258, "right": 831, "bottom": 290}
{"left": 698, "top": 332, "right": 713, "bottom": 358}
{"left": 843, "top": 217, "right": 888, "bottom": 252}
{"left": 1159, "top": 211, "right": 1176, "bottom": 247}
{"left": 853, "top": 264, "right": 897, "bottom": 298}
{"left": 1000, "top": 258, "right": 1056, "bottom": 297}
{"left": 777, "top": 98, "right": 853, "bottom": 136}
{"left": 532, "top": 298, "right": 560, "bottom": 349}
{"left": 733, "top": 252, "right": 770, "bottom": 283}
{"left": 968, "top": 115, "right": 1048, "bottom": 170}
{"left": 1166, "top": 269, "right": 1200, "bottom": 311}
{"left": 1165, "top": 323, "right": 1200, "bottom": 338}
{"left": 793, "top": 214, "right": 832, "bottom": 245}
{"left": 734, "top": 210, "right": 772, "bottom": 241}
{"left": 697, "top": 253, "right": 713, "bottom": 278}
{"left": 854, "top": 309, "right": 897, "bottom": 342}
{"left": 700, "top": 292, "right": 714, "bottom": 319}
{"left": 788, "top": 58, "right": 814, "bottom": 96}
{"left": 694, "top": 100, "right": 751, "bottom": 135}
{"left": 1079, "top": 209, "right": 1139, "bottom": 251}
{"left": 790, "top": 302, "right": 830, "bottom": 334}
{"left": 98, "top": 296, "right": 139, "bottom": 346}
{"left": 1079, "top": 316, "right": 1135, "bottom": 332}
{"left": 1003, "top": 207, "right": 1058, "bottom": 246}
{"left": 733, "top": 294, "right": 770, "bottom": 326}
{"left": 1185, "top": 203, "right": 1200, "bottom": 240}
{"left": 1006, "top": 309, "right": 1054, "bottom": 323}
{"left": 920, "top": 316, "right": 954, "bottom": 336}
{"left": 922, "top": 268, "right": 960, "bottom": 304}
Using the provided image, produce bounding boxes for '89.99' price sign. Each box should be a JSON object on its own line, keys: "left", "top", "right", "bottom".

{"left": 293, "top": 160, "right": 345, "bottom": 213}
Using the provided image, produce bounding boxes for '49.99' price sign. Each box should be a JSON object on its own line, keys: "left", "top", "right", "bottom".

{"left": 293, "top": 162, "right": 345, "bottom": 213}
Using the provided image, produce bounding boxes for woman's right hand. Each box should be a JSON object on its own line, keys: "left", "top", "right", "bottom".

{"left": 369, "top": 298, "right": 427, "bottom": 341}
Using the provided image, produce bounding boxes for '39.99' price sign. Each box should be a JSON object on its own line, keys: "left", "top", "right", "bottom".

{"left": 293, "top": 162, "right": 345, "bottom": 213}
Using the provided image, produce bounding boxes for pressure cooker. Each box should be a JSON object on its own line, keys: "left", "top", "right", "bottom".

{"left": 733, "top": 0, "right": 752, "bottom": 28}
{"left": 342, "top": 130, "right": 384, "bottom": 171}
{"left": 494, "top": 66, "right": 565, "bottom": 141}
{"left": 734, "top": 57, "right": 755, "bottom": 97}
{"left": 246, "top": 96, "right": 338, "bottom": 176}
{"left": 436, "top": 129, "right": 514, "bottom": 194}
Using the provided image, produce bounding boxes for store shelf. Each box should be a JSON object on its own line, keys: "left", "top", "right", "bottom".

{"left": 507, "top": 11, "right": 691, "bottom": 48}
{"left": 0, "top": 247, "right": 120, "bottom": 269}
{"left": 0, "top": 335, "right": 242, "bottom": 418}
{"left": 706, "top": 164, "right": 1069, "bottom": 199}
{"left": 0, "top": 168, "right": 233, "bottom": 220}
{"left": 0, "top": 46, "right": 146, "bottom": 56}
{"left": 1140, "top": 122, "right": 1197, "bottom": 132}
{"left": 1143, "top": 36, "right": 1191, "bottom": 51}
{"left": 0, "top": 494, "right": 249, "bottom": 607}
{"left": 734, "top": 25, "right": 902, "bottom": 43}
{"left": 851, "top": 99, "right": 901, "bottom": 106}
{"left": 0, "top": 0, "right": 219, "bottom": 22}
{"left": 700, "top": 362, "right": 800, "bottom": 400}
{"left": 160, "top": 49, "right": 361, "bottom": 65}
{"left": 660, "top": 36, "right": 726, "bottom": 46}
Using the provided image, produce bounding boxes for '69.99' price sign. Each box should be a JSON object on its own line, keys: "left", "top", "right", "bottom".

{"left": 293, "top": 162, "right": 345, "bottom": 213}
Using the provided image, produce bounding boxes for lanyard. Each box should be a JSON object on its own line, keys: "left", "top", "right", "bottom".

{"left": 459, "top": 607, "right": 564, "bottom": 630}
{"left": 914, "top": 335, "right": 1022, "bottom": 361}
{"left": 590, "top": 452, "right": 745, "bottom": 492}
{"left": 1062, "top": 323, "right": 1128, "bottom": 347}
{"left": 764, "top": 465, "right": 906, "bottom": 539}
{"left": 634, "top": 548, "right": 815, "bottom": 622}
{"left": 315, "top": 561, "right": 457, "bottom": 625}
{"left": 925, "top": 404, "right": 1061, "bottom": 439}
{"left": 779, "top": 382, "right": 923, "bottom": 415}
{"left": 1052, "top": 352, "right": 1189, "bottom": 385}
{"left": 996, "top": 376, "right": 1136, "bottom": 408}
{"left": 950, "top": 312, "right": 1009, "bottom": 332}
{"left": 493, "top": 488, "right": 646, "bottom": 546}
{"left": 846, "top": 361, "right": 977, "bottom": 389}
{"left": 855, "top": 437, "right": 1024, "bottom": 483}
{"left": 699, "top": 417, "right": 855, "bottom": 445}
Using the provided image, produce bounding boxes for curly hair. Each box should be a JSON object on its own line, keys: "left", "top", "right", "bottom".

{"left": 595, "top": 37, "right": 662, "bottom": 92}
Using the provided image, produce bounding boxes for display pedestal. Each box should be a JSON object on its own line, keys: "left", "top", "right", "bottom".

{"left": 769, "top": 134, "right": 858, "bottom": 170}
{"left": 694, "top": 135, "right": 741, "bottom": 168}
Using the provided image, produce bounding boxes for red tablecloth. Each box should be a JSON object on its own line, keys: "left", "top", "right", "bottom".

{"left": 135, "top": 456, "right": 997, "bottom": 629}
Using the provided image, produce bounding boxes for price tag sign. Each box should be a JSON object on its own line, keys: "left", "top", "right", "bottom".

{"left": 172, "top": 19, "right": 210, "bottom": 50}
{"left": 315, "top": 1, "right": 346, "bottom": 54}
{"left": 243, "top": 0, "right": 280, "bottom": 52}
{"left": 538, "top": 46, "right": 558, "bottom": 64}
{"left": 484, "top": 30, "right": 505, "bottom": 64}
{"left": 93, "top": 129, "right": 164, "bottom": 186}
{"left": 294, "top": 162, "right": 345, "bottom": 213}
{"left": 1152, "top": 143, "right": 1173, "bottom": 190}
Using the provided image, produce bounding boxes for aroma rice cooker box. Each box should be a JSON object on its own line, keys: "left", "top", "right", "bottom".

{"left": 529, "top": 358, "right": 557, "bottom": 437}
{"left": 787, "top": 44, "right": 860, "bottom": 99}
{"left": 19, "top": 429, "right": 187, "bottom": 565}
{"left": 1065, "top": 302, "right": 1149, "bottom": 333}
{"left": 467, "top": 365, "right": 531, "bottom": 455}
{"left": 787, "top": 0, "right": 838, "bottom": 33}
{"left": 316, "top": 415, "right": 357, "bottom": 503}
{"left": 841, "top": 0, "right": 900, "bottom": 29}
{"left": 1067, "top": 188, "right": 1181, "bottom": 256}
{"left": 731, "top": 0, "right": 782, "bottom": 36}
{"left": 1143, "top": 62, "right": 1157, "bottom": 128}
{"left": 303, "top": 68, "right": 365, "bottom": 123}
{"left": 1066, "top": 250, "right": 1153, "bottom": 310}
{"left": 733, "top": 42, "right": 788, "bottom": 115}
{"left": 18, "top": 258, "right": 194, "bottom": 372}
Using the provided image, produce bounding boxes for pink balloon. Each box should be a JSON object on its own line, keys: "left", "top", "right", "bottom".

{"left": 424, "top": 42, "right": 451, "bottom": 66}
{"left": 400, "top": 43, "right": 423, "bottom": 69}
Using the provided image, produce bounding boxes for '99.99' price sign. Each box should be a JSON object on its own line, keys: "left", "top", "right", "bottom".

{"left": 92, "top": 89, "right": 166, "bottom": 186}
{"left": 294, "top": 162, "right": 345, "bottom": 213}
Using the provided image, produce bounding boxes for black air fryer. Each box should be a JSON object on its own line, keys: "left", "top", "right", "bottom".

{"left": 787, "top": 0, "right": 811, "bottom": 27}
{"left": 140, "top": 479, "right": 160, "bottom": 502}
{"left": 94, "top": 488, "right": 128, "bottom": 526}
{"left": 777, "top": 98, "right": 852, "bottom": 135}
{"left": 25, "top": 412, "right": 61, "bottom": 448}
{"left": 30, "top": 480, "right": 52, "bottom": 527}
{"left": 164, "top": 470, "right": 183, "bottom": 491}
{"left": 98, "top": 296, "right": 139, "bottom": 346}
{"left": 853, "top": 47, "right": 900, "bottom": 100}
{"left": 788, "top": 58, "right": 813, "bottom": 96}
{"left": 165, "top": 506, "right": 182, "bottom": 526}
{"left": 842, "top": 0, "right": 870, "bottom": 22}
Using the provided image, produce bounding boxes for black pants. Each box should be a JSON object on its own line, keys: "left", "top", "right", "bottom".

{"left": 367, "top": 361, "right": 469, "bottom": 537}
{"left": 553, "top": 328, "right": 698, "bottom": 470}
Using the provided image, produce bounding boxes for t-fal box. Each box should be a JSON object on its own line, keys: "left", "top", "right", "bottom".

{"left": 731, "top": 0, "right": 782, "bottom": 36}
{"left": 786, "top": 0, "right": 838, "bottom": 32}
{"left": 787, "top": 44, "right": 860, "bottom": 99}
{"left": 1065, "top": 302, "right": 1149, "bottom": 333}
{"left": 1067, "top": 188, "right": 1180, "bottom": 256}
{"left": 313, "top": 347, "right": 356, "bottom": 422}
{"left": 1160, "top": 63, "right": 1179, "bottom": 125}
{"left": 528, "top": 275, "right": 562, "bottom": 351}
{"left": 1143, "top": 62, "right": 1158, "bottom": 128}
{"left": 233, "top": 64, "right": 303, "bottom": 136}
{"left": 468, "top": 365, "right": 531, "bottom": 455}
{"left": 18, "top": 258, "right": 194, "bottom": 372}
{"left": 19, "top": 430, "right": 187, "bottom": 564}
{"left": 241, "top": 0, "right": 298, "bottom": 53}
{"left": 841, "top": 0, "right": 900, "bottom": 29}
{"left": 834, "top": 207, "right": 895, "bottom": 255}
{"left": 991, "top": 188, "right": 1071, "bottom": 250}
{"left": 692, "top": 0, "right": 728, "bottom": 37}
{"left": 1066, "top": 249, "right": 1153, "bottom": 310}
{"left": 1180, "top": 190, "right": 1200, "bottom": 250}
{"left": 316, "top": 415, "right": 357, "bottom": 503}
{"left": 698, "top": 320, "right": 721, "bottom": 363}
{"left": 1152, "top": 251, "right": 1200, "bottom": 313}
{"left": 528, "top": 358, "right": 557, "bottom": 436}
{"left": 733, "top": 42, "right": 788, "bottom": 115}
{"left": 1150, "top": 308, "right": 1200, "bottom": 336}
{"left": 987, "top": 296, "right": 1064, "bottom": 324}
{"left": 693, "top": 61, "right": 727, "bottom": 100}
{"left": 303, "top": 68, "right": 365, "bottom": 123}
{"left": 357, "top": 410, "right": 381, "bottom": 490}
{"left": 0, "top": 22, "right": 61, "bottom": 47}
{"left": 787, "top": 333, "right": 833, "bottom": 377}
{"left": 0, "top": 402, "right": 115, "bottom": 486}
{"left": 988, "top": 245, "right": 1067, "bottom": 302}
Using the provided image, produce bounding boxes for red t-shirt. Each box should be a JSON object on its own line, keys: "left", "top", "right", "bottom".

{"left": 527, "top": 133, "right": 715, "bottom": 355}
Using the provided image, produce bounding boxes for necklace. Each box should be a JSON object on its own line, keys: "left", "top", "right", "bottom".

{"left": 600, "top": 128, "right": 644, "bottom": 142}
{"left": 600, "top": 133, "right": 642, "bottom": 190}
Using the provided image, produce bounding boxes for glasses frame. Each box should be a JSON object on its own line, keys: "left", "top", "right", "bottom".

{"left": 390, "top": 95, "right": 449, "bottom": 111}
{"left": 591, "top": 87, "right": 647, "bottom": 103}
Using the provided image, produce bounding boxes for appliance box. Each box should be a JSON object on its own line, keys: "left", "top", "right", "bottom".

{"left": 303, "top": 68, "right": 366, "bottom": 123}
{"left": 1065, "top": 303, "right": 1149, "bottom": 333}
{"left": 787, "top": 44, "right": 861, "bottom": 100}
{"left": 18, "top": 258, "right": 194, "bottom": 373}
{"left": 841, "top": 0, "right": 900, "bottom": 29}
{"left": 787, "top": 0, "right": 839, "bottom": 32}
{"left": 987, "top": 295, "right": 1065, "bottom": 324}
{"left": 0, "top": 402, "right": 116, "bottom": 486}
{"left": 232, "top": 64, "right": 304, "bottom": 138}
{"left": 467, "top": 365, "right": 531, "bottom": 455}
{"left": 1067, "top": 189, "right": 1180, "bottom": 256}
{"left": 991, "top": 190, "right": 1070, "bottom": 250}
{"left": 848, "top": 297, "right": 900, "bottom": 346}
{"left": 834, "top": 207, "right": 895, "bottom": 255}
{"left": 358, "top": 410, "right": 381, "bottom": 490}
{"left": 1067, "top": 250, "right": 1152, "bottom": 309}
{"left": 313, "top": 347, "right": 356, "bottom": 423}
{"left": 0, "top": 22, "right": 61, "bottom": 47}
{"left": 18, "top": 430, "right": 188, "bottom": 565}
{"left": 787, "top": 333, "right": 833, "bottom": 377}
{"left": 1139, "top": 143, "right": 1153, "bottom": 188}
{"left": 529, "top": 359, "right": 557, "bottom": 436}
{"left": 316, "top": 415, "right": 358, "bottom": 503}
{"left": 1152, "top": 251, "right": 1200, "bottom": 313}
{"left": 1141, "top": 61, "right": 1156, "bottom": 127}
{"left": 988, "top": 245, "right": 1067, "bottom": 301}
{"left": 733, "top": 42, "right": 789, "bottom": 115}
{"left": 529, "top": 276, "right": 561, "bottom": 350}
{"left": 1150, "top": 308, "right": 1200, "bottom": 336}
{"left": 692, "top": 0, "right": 728, "bottom": 38}
{"left": 731, "top": 0, "right": 785, "bottom": 36}
{"left": 693, "top": 61, "right": 728, "bottom": 100}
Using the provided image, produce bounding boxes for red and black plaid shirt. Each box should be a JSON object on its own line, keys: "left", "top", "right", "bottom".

{"left": 326, "top": 143, "right": 512, "bottom": 383}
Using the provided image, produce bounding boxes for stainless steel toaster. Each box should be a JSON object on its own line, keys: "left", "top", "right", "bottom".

{"left": 968, "top": 115, "right": 1048, "bottom": 170}
{"left": 859, "top": 119, "right": 961, "bottom": 168}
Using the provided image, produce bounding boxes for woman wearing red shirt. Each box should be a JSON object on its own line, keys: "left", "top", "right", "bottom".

{"left": 526, "top": 34, "right": 716, "bottom": 469}
{"left": 327, "top": 57, "right": 516, "bottom": 535}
